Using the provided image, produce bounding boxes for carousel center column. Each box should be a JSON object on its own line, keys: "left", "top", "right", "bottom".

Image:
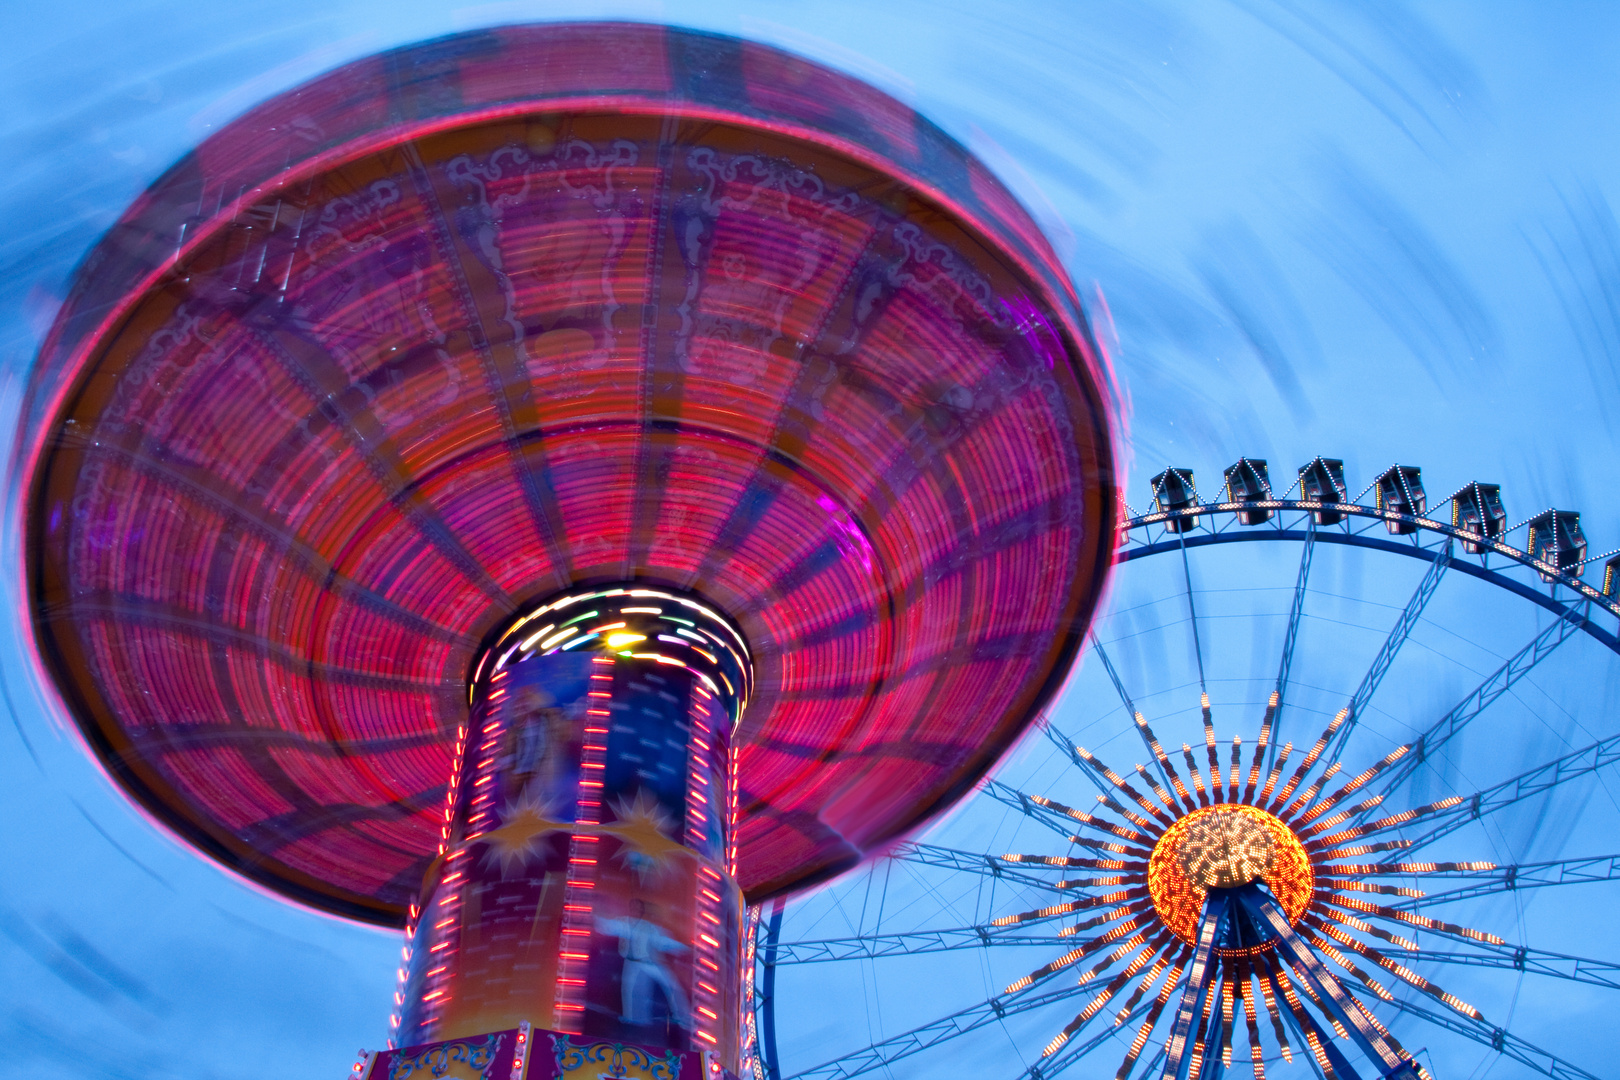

{"left": 394, "top": 585, "right": 752, "bottom": 1077}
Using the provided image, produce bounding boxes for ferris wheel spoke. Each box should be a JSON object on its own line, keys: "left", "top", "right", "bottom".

{"left": 1102, "top": 949, "right": 1190, "bottom": 1080}
{"left": 1230, "top": 959, "right": 1268, "bottom": 1080}
{"left": 984, "top": 780, "right": 1111, "bottom": 842}
{"left": 1298, "top": 911, "right": 1494, "bottom": 1027}
{"left": 1200, "top": 694, "right": 1225, "bottom": 802}
{"left": 1351, "top": 984, "right": 1603, "bottom": 1080}
{"left": 1380, "top": 939, "right": 1620, "bottom": 993}
{"left": 1090, "top": 637, "right": 1190, "bottom": 802}
{"left": 780, "top": 973, "right": 1118, "bottom": 1080}
{"left": 1265, "top": 712, "right": 1347, "bottom": 820}
{"left": 1258, "top": 953, "right": 1339, "bottom": 1080}
{"left": 1177, "top": 532, "right": 1210, "bottom": 697}
{"left": 1321, "top": 891, "right": 1505, "bottom": 949}
{"left": 1315, "top": 860, "right": 1495, "bottom": 877}
{"left": 1356, "top": 608, "right": 1588, "bottom": 816}
{"left": 1072, "top": 743, "right": 1179, "bottom": 827}
{"left": 1372, "top": 732, "right": 1620, "bottom": 858}
{"left": 1022, "top": 931, "right": 1179, "bottom": 1077}
{"left": 1268, "top": 522, "right": 1316, "bottom": 758}
{"left": 1296, "top": 925, "right": 1408, "bottom": 1018}
{"left": 1025, "top": 1011, "right": 1140, "bottom": 1080}
{"left": 1321, "top": 542, "right": 1453, "bottom": 772}
{"left": 1043, "top": 721, "right": 1113, "bottom": 796}
{"left": 1044, "top": 725, "right": 1179, "bottom": 829}
{"left": 777, "top": 895, "right": 1158, "bottom": 967}
{"left": 1290, "top": 748, "right": 1414, "bottom": 840}
{"left": 1389, "top": 852, "right": 1620, "bottom": 908}
{"left": 892, "top": 843, "right": 1141, "bottom": 891}
{"left": 1004, "top": 913, "right": 1163, "bottom": 995}
{"left": 1016, "top": 737, "right": 1178, "bottom": 843}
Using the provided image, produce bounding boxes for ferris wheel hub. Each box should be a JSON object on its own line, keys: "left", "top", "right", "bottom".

{"left": 1148, "top": 804, "right": 1313, "bottom": 945}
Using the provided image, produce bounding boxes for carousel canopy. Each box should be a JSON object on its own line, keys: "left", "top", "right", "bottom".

{"left": 22, "top": 22, "right": 1118, "bottom": 924}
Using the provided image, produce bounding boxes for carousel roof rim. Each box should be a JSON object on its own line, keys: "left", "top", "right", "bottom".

{"left": 27, "top": 608, "right": 415, "bottom": 925}
{"left": 21, "top": 85, "right": 1094, "bottom": 504}
{"left": 19, "top": 21, "right": 1122, "bottom": 923}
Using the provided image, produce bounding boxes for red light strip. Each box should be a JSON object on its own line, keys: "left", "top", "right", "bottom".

{"left": 686, "top": 685, "right": 728, "bottom": 1054}
{"left": 552, "top": 657, "right": 616, "bottom": 1029}
{"left": 415, "top": 706, "right": 502, "bottom": 1038}
{"left": 738, "top": 905, "right": 764, "bottom": 1080}
{"left": 509, "top": 1020, "right": 532, "bottom": 1080}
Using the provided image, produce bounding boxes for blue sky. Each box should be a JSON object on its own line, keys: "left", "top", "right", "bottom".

{"left": 1, "top": 3, "right": 1617, "bottom": 1077}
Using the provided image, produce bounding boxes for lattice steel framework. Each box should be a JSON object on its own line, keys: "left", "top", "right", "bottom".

{"left": 748, "top": 459, "right": 1618, "bottom": 1080}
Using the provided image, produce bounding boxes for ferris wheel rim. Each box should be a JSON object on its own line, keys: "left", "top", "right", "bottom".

{"left": 1120, "top": 523, "right": 1619, "bottom": 657}
{"left": 1120, "top": 496, "right": 1620, "bottom": 650}
{"left": 745, "top": 476, "right": 1620, "bottom": 1080}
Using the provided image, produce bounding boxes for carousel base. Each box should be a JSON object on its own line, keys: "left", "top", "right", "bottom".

{"left": 353, "top": 1022, "right": 737, "bottom": 1080}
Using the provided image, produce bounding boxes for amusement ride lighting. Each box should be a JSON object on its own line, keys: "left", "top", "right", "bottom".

{"left": 1148, "top": 804, "right": 1313, "bottom": 946}
{"left": 20, "top": 22, "right": 1118, "bottom": 1080}
{"left": 385, "top": 583, "right": 759, "bottom": 1056}
{"left": 993, "top": 691, "right": 1511, "bottom": 1080}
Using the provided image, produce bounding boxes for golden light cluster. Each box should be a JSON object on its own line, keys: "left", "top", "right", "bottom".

{"left": 1148, "top": 805, "right": 1313, "bottom": 945}
{"left": 988, "top": 694, "right": 1504, "bottom": 1079}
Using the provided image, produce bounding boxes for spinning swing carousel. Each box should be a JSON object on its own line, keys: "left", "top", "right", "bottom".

{"left": 18, "top": 22, "right": 1119, "bottom": 1080}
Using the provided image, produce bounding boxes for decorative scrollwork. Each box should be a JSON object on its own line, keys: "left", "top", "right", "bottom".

{"left": 388, "top": 1033, "right": 504, "bottom": 1080}
{"left": 554, "top": 1035, "right": 684, "bottom": 1080}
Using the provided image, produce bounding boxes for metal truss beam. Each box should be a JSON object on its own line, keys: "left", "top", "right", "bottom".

{"left": 1324, "top": 542, "right": 1452, "bottom": 769}
{"left": 1160, "top": 892, "right": 1227, "bottom": 1080}
{"left": 1394, "top": 853, "right": 1620, "bottom": 909}
{"left": 1379, "top": 732, "right": 1620, "bottom": 856}
{"left": 1348, "top": 983, "right": 1602, "bottom": 1080}
{"left": 1365, "top": 609, "right": 1588, "bottom": 812}
{"left": 771, "top": 923, "right": 1078, "bottom": 965}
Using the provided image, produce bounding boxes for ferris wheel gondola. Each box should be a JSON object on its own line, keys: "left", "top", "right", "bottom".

{"left": 749, "top": 456, "right": 1620, "bottom": 1080}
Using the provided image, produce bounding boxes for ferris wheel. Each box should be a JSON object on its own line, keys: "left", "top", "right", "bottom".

{"left": 745, "top": 455, "right": 1620, "bottom": 1080}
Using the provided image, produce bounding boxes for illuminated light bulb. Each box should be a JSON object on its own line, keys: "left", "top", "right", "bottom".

{"left": 1147, "top": 804, "right": 1313, "bottom": 946}
{"left": 536, "top": 626, "right": 576, "bottom": 650}
{"left": 517, "top": 623, "right": 556, "bottom": 650}
{"left": 605, "top": 632, "right": 646, "bottom": 649}
{"left": 1177, "top": 812, "right": 1275, "bottom": 888}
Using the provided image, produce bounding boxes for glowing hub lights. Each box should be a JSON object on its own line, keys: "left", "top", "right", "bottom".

{"left": 1149, "top": 805, "right": 1312, "bottom": 946}
{"left": 996, "top": 693, "right": 1508, "bottom": 1080}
